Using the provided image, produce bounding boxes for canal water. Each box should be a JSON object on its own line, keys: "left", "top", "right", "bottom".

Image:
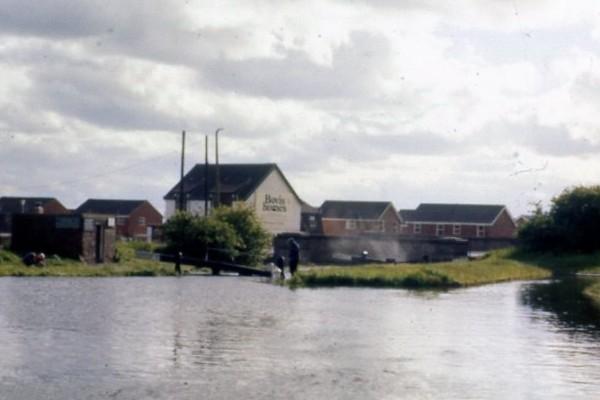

{"left": 0, "top": 277, "right": 599, "bottom": 399}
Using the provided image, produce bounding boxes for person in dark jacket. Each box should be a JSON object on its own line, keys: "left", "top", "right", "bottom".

{"left": 288, "top": 238, "right": 300, "bottom": 276}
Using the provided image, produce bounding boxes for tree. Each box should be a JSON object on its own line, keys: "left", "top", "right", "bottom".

{"left": 162, "top": 207, "right": 271, "bottom": 266}
{"left": 550, "top": 186, "right": 600, "bottom": 252}
{"left": 518, "top": 185, "right": 600, "bottom": 253}
{"left": 212, "top": 205, "right": 272, "bottom": 266}
{"left": 162, "top": 212, "right": 240, "bottom": 261}
{"left": 517, "top": 203, "right": 561, "bottom": 252}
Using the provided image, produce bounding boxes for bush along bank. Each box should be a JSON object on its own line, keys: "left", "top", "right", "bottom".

{"left": 288, "top": 249, "right": 551, "bottom": 289}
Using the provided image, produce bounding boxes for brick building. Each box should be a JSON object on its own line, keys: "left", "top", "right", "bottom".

{"left": 320, "top": 201, "right": 402, "bottom": 236}
{"left": 76, "top": 199, "right": 162, "bottom": 239}
{"left": 398, "top": 203, "right": 517, "bottom": 239}
{"left": 0, "top": 196, "right": 68, "bottom": 235}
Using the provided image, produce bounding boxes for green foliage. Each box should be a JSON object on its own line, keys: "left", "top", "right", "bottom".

{"left": 163, "top": 206, "right": 270, "bottom": 266}
{"left": 517, "top": 205, "right": 561, "bottom": 252}
{"left": 212, "top": 206, "right": 271, "bottom": 266}
{"left": 583, "top": 282, "right": 600, "bottom": 307}
{"left": 519, "top": 185, "right": 600, "bottom": 253}
{"left": 0, "top": 249, "right": 21, "bottom": 264}
{"left": 163, "top": 211, "right": 240, "bottom": 261}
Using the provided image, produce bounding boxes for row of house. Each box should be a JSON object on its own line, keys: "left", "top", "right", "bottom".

{"left": 165, "top": 163, "right": 518, "bottom": 242}
{"left": 0, "top": 197, "right": 162, "bottom": 240}
{"left": 2, "top": 162, "right": 518, "bottom": 262}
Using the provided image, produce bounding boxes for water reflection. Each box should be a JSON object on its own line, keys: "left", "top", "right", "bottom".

{"left": 1, "top": 278, "right": 599, "bottom": 399}
{"left": 520, "top": 278, "right": 600, "bottom": 338}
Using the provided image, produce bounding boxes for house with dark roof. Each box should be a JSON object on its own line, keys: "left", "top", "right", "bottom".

{"left": 300, "top": 201, "right": 322, "bottom": 234}
{"left": 320, "top": 200, "right": 402, "bottom": 236}
{"left": 0, "top": 196, "right": 68, "bottom": 235}
{"left": 164, "top": 163, "right": 302, "bottom": 234}
{"left": 398, "top": 203, "right": 517, "bottom": 240}
{"left": 76, "top": 199, "right": 162, "bottom": 239}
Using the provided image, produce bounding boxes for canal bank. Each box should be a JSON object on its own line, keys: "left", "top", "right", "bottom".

{"left": 288, "top": 249, "right": 600, "bottom": 302}
{"left": 0, "top": 242, "right": 183, "bottom": 277}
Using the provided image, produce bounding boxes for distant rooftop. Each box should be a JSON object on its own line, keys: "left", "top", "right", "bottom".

{"left": 0, "top": 197, "right": 63, "bottom": 214}
{"left": 399, "top": 203, "right": 507, "bottom": 224}
{"left": 320, "top": 200, "right": 393, "bottom": 220}
{"left": 164, "top": 163, "right": 301, "bottom": 202}
{"left": 76, "top": 199, "right": 148, "bottom": 215}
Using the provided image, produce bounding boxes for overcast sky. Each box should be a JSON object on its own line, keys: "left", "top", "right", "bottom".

{"left": 1, "top": 0, "right": 599, "bottom": 216}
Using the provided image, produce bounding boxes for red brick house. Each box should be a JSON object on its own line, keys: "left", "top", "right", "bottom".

{"left": 0, "top": 196, "right": 68, "bottom": 234}
{"left": 320, "top": 201, "right": 402, "bottom": 236}
{"left": 398, "top": 203, "right": 517, "bottom": 239}
{"left": 76, "top": 199, "right": 162, "bottom": 239}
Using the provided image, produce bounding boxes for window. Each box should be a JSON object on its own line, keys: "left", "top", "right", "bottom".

{"left": 367, "top": 220, "right": 384, "bottom": 232}
{"left": 413, "top": 223, "right": 421, "bottom": 234}
{"left": 453, "top": 224, "right": 461, "bottom": 236}
{"left": 116, "top": 217, "right": 126, "bottom": 226}
{"left": 436, "top": 224, "right": 444, "bottom": 236}
{"left": 308, "top": 215, "right": 317, "bottom": 229}
{"left": 345, "top": 219, "right": 357, "bottom": 230}
{"left": 477, "top": 225, "right": 486, "bottom": 237}
{"left": 138, "top": 216, "right": 146, "bottom": 226}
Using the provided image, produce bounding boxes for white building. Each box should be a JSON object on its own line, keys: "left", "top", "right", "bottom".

{"left": 164, "top": 163, "right": 302, "bottom": 234}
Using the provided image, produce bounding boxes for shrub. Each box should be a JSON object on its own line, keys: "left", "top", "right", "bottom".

{"left": 519, "top": 185, "right": 600, "bottom": 253}
{"left": 212, "top": 205, "right": 271, "bottom": 266}
{"left": 162, "top": 207, "right": 271, "bottom": 266}
{"left": 163, "top": 211, "right": 240, "bottom": 262}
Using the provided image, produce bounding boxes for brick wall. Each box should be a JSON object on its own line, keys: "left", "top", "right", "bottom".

{"left": 488, "top": 209, "right": 517, "bottom": 238}
{"left": 126, "top": 202, "right": 163, "bottom": 238}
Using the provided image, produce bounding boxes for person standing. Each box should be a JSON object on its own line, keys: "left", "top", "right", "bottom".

{"left": 288, "top": 238, "right": 300, "bottom": 276}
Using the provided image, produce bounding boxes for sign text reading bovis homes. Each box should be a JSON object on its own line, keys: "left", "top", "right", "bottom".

{"left": 262, "top": 194, "right": 287, "bottom": 212}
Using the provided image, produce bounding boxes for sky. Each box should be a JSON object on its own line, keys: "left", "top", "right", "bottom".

{"left": 1, "top": 0, "right": 600, "bottom": 217}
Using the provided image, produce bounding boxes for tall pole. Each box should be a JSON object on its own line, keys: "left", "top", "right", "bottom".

{"left": 204, "top": 134, "right": 209, "bottom": 217}
{"left": 215, "top": 128, "right": 223, "bottom": 208}
{"left": 179, "top": 130, "right": 186, "bottom": 212}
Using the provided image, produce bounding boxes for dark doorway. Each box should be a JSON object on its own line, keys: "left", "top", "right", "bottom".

{"left": 95, "top": 224, "right": 104, "bottom": 263}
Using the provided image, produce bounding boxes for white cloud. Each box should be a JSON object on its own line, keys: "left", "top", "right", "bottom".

{"left": 0, "top": 0, "right": 599, "bottom": 216}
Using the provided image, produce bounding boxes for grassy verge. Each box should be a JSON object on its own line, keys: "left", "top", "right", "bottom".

{"left": 583, "top": 282, "right": 600, "bottom": 307}
{"left": 289, "top": 249, "right": 551, "bottom": 289}
{"left": 0, "top": 242, "right": 186, "bottom": 277}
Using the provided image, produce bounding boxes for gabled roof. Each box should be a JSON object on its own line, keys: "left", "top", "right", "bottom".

{"left": 0, "top": 197, "right": 63, "bottom": 213}
{"left": 301, "top": 200, "right": 319, "bottom": 214}
{"left": 320, "top": 200, "right": 394, "bottom": 220}
{"left": 164, "top": 163, "right": 301, "bottom": 202}
{"left": 399, "top": 203, "right": 507, "bottom": 225}
{"left": 398, "top": 209, "right": 419, "bottom": 222}
{"left": 76, "top": 199, "right": 147, "bottom": 215}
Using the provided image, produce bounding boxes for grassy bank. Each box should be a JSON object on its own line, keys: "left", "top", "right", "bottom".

{"left": 289, "top": 249, "right": 551, "bottom": 289}
{"left": 583, "top": 282, "right": 600, "bottom": 307}
{"left": 0, "top": 242, "right": 184, "bottom": 277}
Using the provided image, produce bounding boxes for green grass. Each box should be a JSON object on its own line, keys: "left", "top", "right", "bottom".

{"left": 289, "top": 249, "right": 551, "bottom": 289}
{"left": 583, "top": 282, "right": 600, "bottom": 306}
{"left": 506, "top": 248, "right": 600, "bottom": 274}
{"left": 0, "top": 242, "right": 186, "bottom": 277}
